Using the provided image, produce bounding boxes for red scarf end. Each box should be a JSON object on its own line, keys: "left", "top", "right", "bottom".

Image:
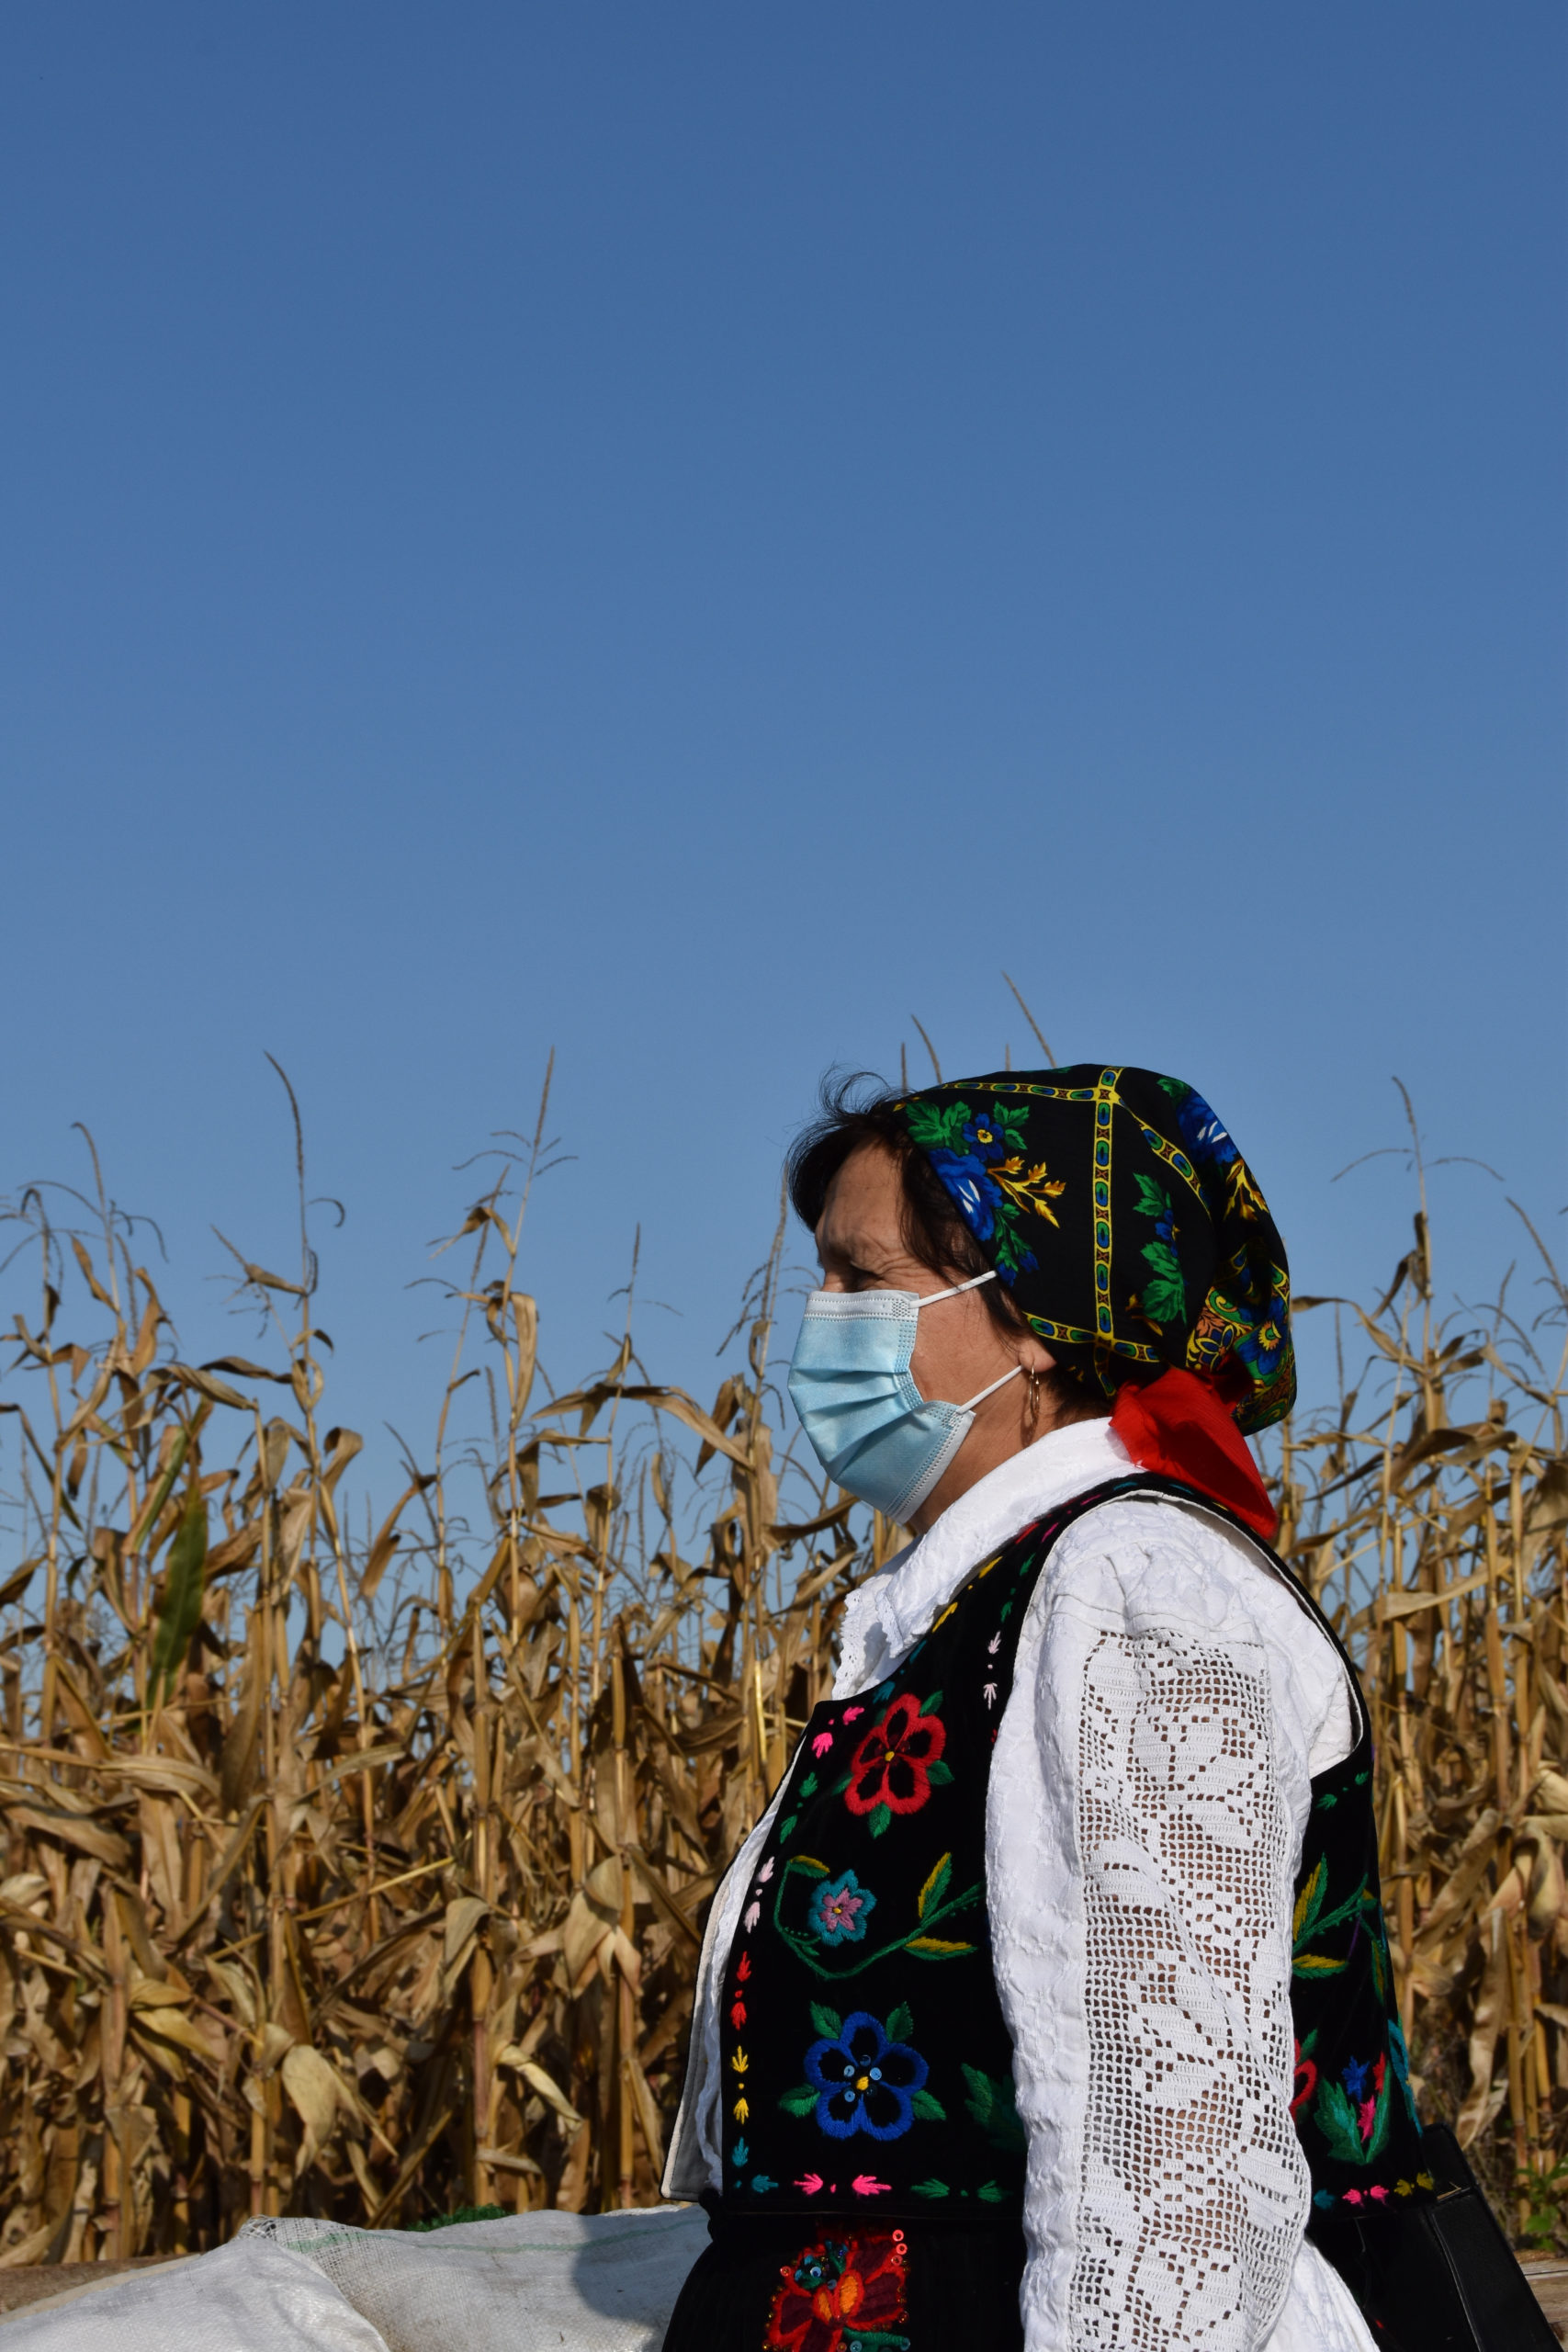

{"left": 1111, "top": 1366, "right": 1279, "bottom": 1542}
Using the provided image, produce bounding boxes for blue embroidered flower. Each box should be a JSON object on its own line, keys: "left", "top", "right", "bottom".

{"left": 1340, "top": 2055, "right": 1371, "bottom": 2101}
{"left": 807, "top": 1870, "right": 877, "bottom": 1946}
{"left": 960, "top": 1114, "right": 1008, "bottom": 1164}
{"left": 805, "top": 2011, "right": 928, "bottom": 2141}
{"left": 1172, "top": 1086, "right": 1238, "bottom": 1173}
{"left": 925, "top": 1148, "right": 1003, "bottom": 1243}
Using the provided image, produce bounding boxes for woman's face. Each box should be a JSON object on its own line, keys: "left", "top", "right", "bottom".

{"left": 813, "top": 1141, "right": 1057, "bottom": 1529}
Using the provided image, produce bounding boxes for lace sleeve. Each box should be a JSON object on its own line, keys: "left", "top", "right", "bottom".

{"left": 1066, "top": 1613, "right": 1306, "bottom": 2348}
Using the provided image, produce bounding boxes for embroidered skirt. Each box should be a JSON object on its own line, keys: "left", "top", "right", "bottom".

{"left": 660, "top": 2203, "right": 1026, "bottom": 2352}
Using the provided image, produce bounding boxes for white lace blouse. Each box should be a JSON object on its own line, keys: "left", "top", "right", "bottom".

{"left": 662, "top": 1419, "right": 1377, "bottom": 2352}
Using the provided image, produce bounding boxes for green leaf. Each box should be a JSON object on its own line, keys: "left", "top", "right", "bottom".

{"left": 904, "top": 1101, "right": 968, "bottom": 1153}
{"left": 906, "top": 1935, "right": 976, "bottom": 1957}
{"left": 911, "top": 2087, "right": 947, "bottom": 2120}
{"left": 1132, "top": 1173, "right": 1170, "bottom": 1221}
{"left": 962, "top": 2064, "right": 1027, "bottom": 2151}
{"left": 976, "top": 2181, "right": 1007, "bottom": 2203}
{"left": 1292, "top": 1858, "right": 1327, "bottom": 1943}
{"left": 910, "top": 2179, "right": 949, "bottom": 2199}
{"left": 792, "top": 1856, "right": 829, "bottom": 1880}
{"left": 1139, "top": 1245, "right": 1186, "bottom": 1328}
{"left": 1156, "top": 1077, "right": 1190, "bottom": 1102}
{"left": 778, "top": 1814, "right": 799, "bottom": 1842}
{"left": 799, "top": 1772, "right": 819, "bottom": 1799}
{"left": 868, "top": 1803, "right": 892, "bottom": 1838}
{"left": 921, "top": 1689, "right": 943, "bottom": 1713}
{"left": 778, "top": 2086, "right": 819, "bottom": 2117}
{"left": 808, "top": 2003, "right": 842, "bottom": 2041}
{"left": 886, "top": 2003, "right": 914, "bottom": 2045}
{"left": 1312, "top": 2074, "right": 1391, "bottom": 2168}
{"left": 916, "top": 1854, "right": 952, "bottom": 1919}
{"left": 150, "top": 1482, "right": 209, "bottom": 1704}
{"left": 926, "top": 1759, "right": 954, "bottom": 1787}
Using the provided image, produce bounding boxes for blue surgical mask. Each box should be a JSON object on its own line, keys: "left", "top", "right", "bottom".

{"left": 786, "top": 1271, "right": 1022, "bottom": 1525}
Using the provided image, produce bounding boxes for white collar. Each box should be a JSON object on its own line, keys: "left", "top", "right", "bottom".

{"left": 833, "top": 1417, "right": 1133, "bottom": 1695}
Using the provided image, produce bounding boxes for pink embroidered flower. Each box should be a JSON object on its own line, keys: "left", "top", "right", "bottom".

{"left": 983, "top": 1681, "right": 998, "bottom": 1707}
{"left": 758, "top": 1858, "right": 775, "bottom": 1884}
{"left": 812, "top": 1731, "right": 835, "bottom": 1758}
{"left": 807, "top": 1870, "right": 876, "bottom": 1946}
{"left": 744, "top": 1900, "right": 761, "bottom": 1932}
{"left": 842, "top": 1707, "right": 863, "bottom": 1722}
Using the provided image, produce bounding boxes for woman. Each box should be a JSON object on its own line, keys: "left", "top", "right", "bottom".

{"left": 659, "top": 1066, "right": 1458, "bottom": 2352}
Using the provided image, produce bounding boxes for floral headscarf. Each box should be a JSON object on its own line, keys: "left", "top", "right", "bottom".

{"left": 896, "top": 1064, "right": 1294, "bottom": 1436}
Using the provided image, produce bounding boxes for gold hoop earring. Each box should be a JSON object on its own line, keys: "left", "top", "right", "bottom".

{"left": 1026, "top": 1370, "right": 1041, "bottom": 1432}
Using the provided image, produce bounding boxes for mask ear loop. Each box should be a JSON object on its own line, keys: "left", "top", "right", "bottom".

{"left": 914, "top": 1268, "right": 998, "bottom": 1308}
{"left": 959, "top": 1363, "right": 1023, "bottom": 1412}
{"left": 1026, "top": 1369, "right": 1041, "bottom": 1432}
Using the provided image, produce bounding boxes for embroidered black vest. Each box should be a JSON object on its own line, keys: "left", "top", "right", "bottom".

{"left": 716, "top": 1475, "right": 1430, "bottom": 2225}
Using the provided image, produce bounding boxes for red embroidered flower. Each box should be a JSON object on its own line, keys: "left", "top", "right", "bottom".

{"left": 844, "top": 1696, "right": 946, "bottom": 1824}
{"left": 764, "top": 2233, "right": 908, "bottom": 2352}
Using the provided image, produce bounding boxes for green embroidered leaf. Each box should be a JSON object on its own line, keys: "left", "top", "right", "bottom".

{"left": 1292, "top": 1858, "right": 1327, "bottom": 1946}
{"left": 926, "top": 1759, "right": 954, "bottom": 1787}
{"left": 1132, "top": 1173, "right": 1170, "bottom": 1221}
{"left": 886, "top": 2003, "right": 915, "bottom": 2045}
{"left": 1156, "top": 1077, "right": 1190, "bottom": 1102}
{"left": 809, "top": 2004, "right": 843, "bottom": 2041}
{"left": 962, "top": 2064, "right": 1027, "bottom": 2152}
{"left": 921, "top": 1689, "right": 943, "bottom": 1713}
{"left": 904, "top": 1101, "right": 969, "bottom": 1153}
{"left": 910, "top": 2179, "right": 950, "bottom": 2199}
{"left": 778, "top": 2086, "right": 818, "bottom": 2117}
{"left": 799, "top": 1772, "right": 819, "bottom": 1799}
{"left": 911, "top": 2087, "right": 947, "bottom": 2121}
{"left": 792, "top": 1856, "right": 829, "bottom": 1880}
{"left": 906, "top": 1935, "right": 976, "bottom": 1957}
{"left": 1371, "top": 1936, "right": 1389, "bottom": 2005}
{"left": 992, "top": 1220, "right": 1030, "bottom": 1277}
{"left": 976, "top": 2181, "right": 1007, "bottom": 2203}
{"left": 1312, "top": 2076, "right": 1390, "bottom": 2168}
{"left": 916, "top": 1853, "right": 953, "bottom": 1919}
{"left": 1292, "top": 1954, "right": 1348, "bottom": 1976}
{"left": 778, "top": 1814, "right": 799, "bottom": 1842}
{"left": 868, "top": 1803, "right": 893, "bottom": 1838}
{"left": 1140, "top": 1242, "right": 1186, "bottom": 1327}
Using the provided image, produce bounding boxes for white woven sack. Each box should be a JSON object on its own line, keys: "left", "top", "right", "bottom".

{"left": 0, "top": 2203, "right": 707, "bottom": 2352}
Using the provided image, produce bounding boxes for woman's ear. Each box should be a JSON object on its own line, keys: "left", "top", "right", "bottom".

{"left": 1016, "top": 1332, "right": 1057, "bottom": 1374}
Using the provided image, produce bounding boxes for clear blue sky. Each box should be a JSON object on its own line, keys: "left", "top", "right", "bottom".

{"left": 3, "top": 6, "right": 1562, "bottom": 1527}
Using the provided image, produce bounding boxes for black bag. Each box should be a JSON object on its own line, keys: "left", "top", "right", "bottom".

{"left": 1306, "top": 2122, "right": 1559, "bottom": 2350}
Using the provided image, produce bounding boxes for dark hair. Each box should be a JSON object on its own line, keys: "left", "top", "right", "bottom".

{"left": 786, "top": 1073, "right": 1105, "bottom": 1419}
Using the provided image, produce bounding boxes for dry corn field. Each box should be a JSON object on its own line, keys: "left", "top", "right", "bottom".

{"left": 0, "top": 1091, "right": 1564, "bottom": 2267}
